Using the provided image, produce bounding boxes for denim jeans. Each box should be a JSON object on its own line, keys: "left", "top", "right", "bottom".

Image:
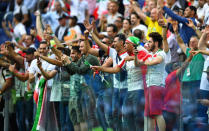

{"left": 16, "top": 98, "right": 25, "bottom": 131}
{"left": 59, "top": 101, "right": 74, "bottom": 131}
{"left": 122, "top": 90, "right": 144, "bottom": 131}
{"left": 111, "top": 88, "right": 127, "bottom": 131}
{"left": 81, "top": 86, "right": 99, "bottom": 130}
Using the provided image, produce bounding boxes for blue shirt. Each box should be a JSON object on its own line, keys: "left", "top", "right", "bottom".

{"left": 163, "top": 6, "right": 197, "bottom": 44}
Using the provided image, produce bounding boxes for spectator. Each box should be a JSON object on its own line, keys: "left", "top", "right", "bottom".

{"left": 2, "top": 13, "right": 26, "bottom": 43}
{"left": 114, "top": 16, "right": 124, "bottom": 34}
{"left": 107, "top": 1, "right": 122, "bottom": 24}
{"left": 130, "top": 12, "right": 148, "bottom": 37}
{"left": 55, "top": 14, "right": 69, "bottom": 41}
{"left": 159, "top": 0, "right": 197, "bottom": 44}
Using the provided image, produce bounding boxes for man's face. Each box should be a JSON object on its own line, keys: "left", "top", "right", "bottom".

{"left": 70, "top": 49, "right": 80, "bottom": 62}
{"left": 150, "top": 8, "right": 158, "bottom": 21}
{"left": 102, "top": 38, "right": 111, "bottom": 46}
{"left": 114, "top": 17, "right": 123, "bottom": 29}
{"left": 38, "top": 44, "right": 48, "bottom": 56}
{"left": 113, "top": 37, "right": 122, "bottom": 52}
{"left": 55, "top": 2, "right": 62, "bottom": 12}
{"left": 25, "top": 35, "right": 33, "bottom": 47}
{"left": 16, "top": 0, "right": 22, "bottom": 5}
{"left": 107, "top": 26, "right": 115, "bottom": 38}
{"left": 25, "top": 54, "right": 34, "bottom": 62}
{"left": 79, "top": 41, "right": 86, "bottom": 55}
{"left": 199, "top": 0, "right": 205, "bottom": 8}
{"left": 189, "top": 37, "right": 198, "bottom": 50}
{"left": 184, "top": 7, "right": 191, "bottom": 17}
{"left": 147, "top": 37, "right": 155, "bottom": 52}
{"left": 124, "top": 41, "right": 134, "bottom": 54}
{"left": 130, "top": 14, "right": 139, "bottom": 26}
{"left": 59, "top": 18, "right": 66, "bottom": 26}
{"left": 148, "top": 1, "right": 156, "bottom": 11}
{"left": 109, "top": 2, "right": 118, "bottom": 14}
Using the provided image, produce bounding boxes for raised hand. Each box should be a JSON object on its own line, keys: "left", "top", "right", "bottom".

{"left": 34, "top": 51, "right": 40, "bottom": 58}
{"left": 61, "top": 54, "right": 71, "bottom": 65}
{"left": 172, "top": 21, "right": 178, "bottom": 33}
{"left": 34, "top": 10, "right": 41, "bottom": 16}
{"left": 84, "top": 20, "right": 93, "bottom": 31}
{"left": 186, "top": 19, "right": 195, "bottom": 29}
{"left": 37, "top": 59, "right": 42, "bottom": 69}
{"left": 84, "top": 30, "right": 89, "bottom": 39}
{"left": 204, "top": 25, "right": 209, "bottom": 34}
{"left": 9, "top": 63, "right": 16, "bottom": 73}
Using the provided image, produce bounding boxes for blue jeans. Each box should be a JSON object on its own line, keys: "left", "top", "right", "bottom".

{"left": 81, "top": 86, "right": 99, "bottom": 130}
{"left": 111, "top": 88, "right": 127, "bottom": 131}
{"left": 122, "top": 90, "right": 144, "bottom": 131}
{"left": 16, "top": 98, "right": 25, "bottom": 131}
{"left": 59, "top": 101, "right": 74, "bottom": 131}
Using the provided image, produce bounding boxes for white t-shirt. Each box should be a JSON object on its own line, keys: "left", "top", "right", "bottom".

{"left": 146, "top": 50, "right": 166, "bottom": 87}
{"left": 200, "top": 56, "right": 209, "bottom": 91}
{"left": 108, "top": 47, "right": 129, "bottom": 89}
{"left": 132, "top": 24, "right": 148, "bottom": 37}
{"left": 107, "top": 12, "right": 122, "bottom": 24}
{"left": 70, "top": 0, "right": 89, "bottom": 23}
{"left": 12, "top": 23, "right": 26, "bottom": 42}
{"left": 28, "top": 59, "right": 56, "bottom": 87}
{"left": 126, "top": 60, "right": 144, "bottom": 91}
{"left": 69, "top": 25, "right": 81, "bottom": 35}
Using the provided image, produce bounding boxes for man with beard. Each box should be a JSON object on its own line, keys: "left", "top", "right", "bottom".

{"left": 135, "top": 32, "right": 166, "bottom": 131}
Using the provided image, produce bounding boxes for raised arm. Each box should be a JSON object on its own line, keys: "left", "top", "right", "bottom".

{"left": 84, "top": 30, "right": 100, "bottom": 57}
{"left": 9, "top": 64, "right": 29, "bottom": 82}
{"left": 198, "top": 26, "right": 209, "bottom": 50}
{"left": 35, "top": 11, "right": 44, "bottom": 39}
{"left": 158, "top": 17, "right": 169, "bottom": 53}
{"left": 186, "top": 19, "right": 202, "bottom": 39}
{"left": 34, "top": 51, "right": 63, "bottom": 67}
{"left": 91, "top": 65, "right": 121, "bottom": 74}
{"left": 173, "top": 22, "right": 187, "bottom": 54}
{"left": 131, "top": 2, "right": 147, "bottom": 22}
{"left": 176, "top": 53, "right": 193, "bottom": 76}
{"left": 37, "top": 59, "right": 57, "bottom": 80}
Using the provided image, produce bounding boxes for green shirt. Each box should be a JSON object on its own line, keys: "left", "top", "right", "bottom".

{"left": 66, "top": 54, "right": 100, "bottom": 75}
{"left": 182, "top": 48, "right": 205, "bottom": 82}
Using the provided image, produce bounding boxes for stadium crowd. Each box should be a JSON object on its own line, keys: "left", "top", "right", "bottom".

{"left": 1, "top": 0, "right": 209, "bottom": 131}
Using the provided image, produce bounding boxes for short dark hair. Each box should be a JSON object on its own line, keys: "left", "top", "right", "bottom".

{"left": 117, "top": 16, "right": 124, "bottom": 22}
{"left": 124, "top": 18, "right": 131, "bottom": 25}
{"left": 71, "top": 46, "right": 81, "bottom": 54}
{"left": 107, "top": 24, "right": 118, "bottom": 33}
{"left": 79, "top": 39, "right": 93, "bottom": 47}
{"left": 133, "top": 29, "right": 143, "bottom": 40}
{"left": 148, "top": 32, "right": 163, "bottom": 48}
{"left": 131, "top": 12, "right": 140, "bottom": 19}
{"left": 57, "top": 47, "right": 71, "bottom": 56}
{"left": 103, "top": 35, "right": 113, "bottom": 44}
{"left": 115, "top": 33, "right": 126, "bottom": 45}
{"left": 14, "top": 13, "right": 23, "bottom": 22}
{"left": 189, "top": 6, "right": 197, "bottom": 15}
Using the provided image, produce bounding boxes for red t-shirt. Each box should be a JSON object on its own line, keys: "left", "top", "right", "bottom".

{"left": 163, "top": 70, "right": 181, "bottom": 114}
